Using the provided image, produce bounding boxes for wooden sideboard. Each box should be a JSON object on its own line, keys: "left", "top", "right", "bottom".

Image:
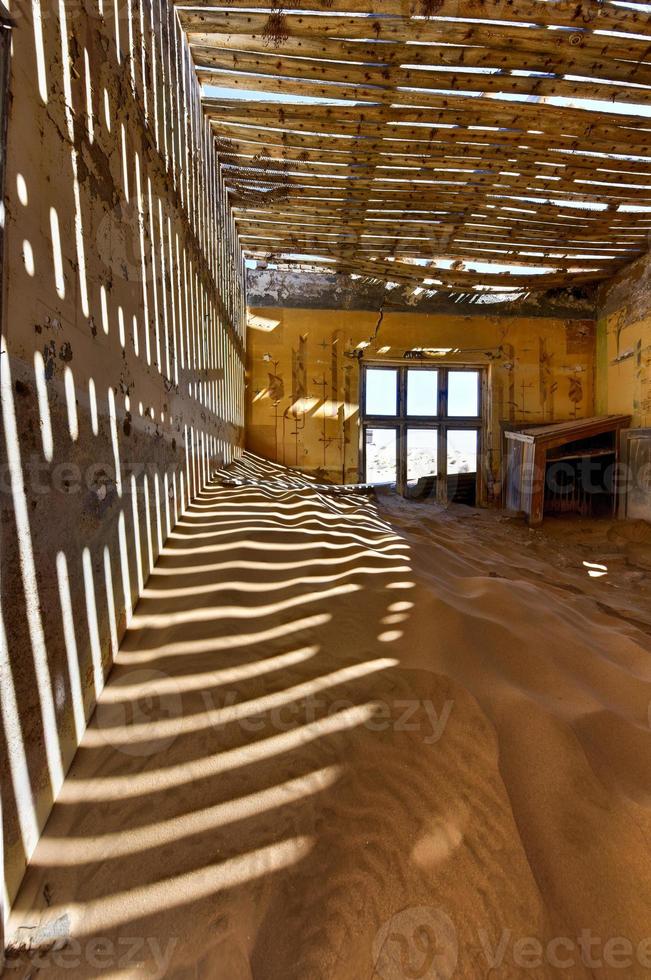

{"left": 504, "top": 415, "right": 631, "bottom": 525}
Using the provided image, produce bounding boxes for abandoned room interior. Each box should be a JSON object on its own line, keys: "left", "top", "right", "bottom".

{"left": 3, "top": 0, "right": 651, "bottom": 976}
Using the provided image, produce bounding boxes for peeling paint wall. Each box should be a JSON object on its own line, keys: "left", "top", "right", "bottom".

{"left": 246, "top": 307, "right": 595, "bottom": 492}
{"left": 1, "top": 0, "right": 245, "bottom": 910}
{"left": 597, "top": 252, "right": 651, "bottom": 426}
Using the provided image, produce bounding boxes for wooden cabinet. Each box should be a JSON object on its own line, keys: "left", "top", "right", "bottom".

{"left": 504, "top": 415, "right": 631, "bottom": 525}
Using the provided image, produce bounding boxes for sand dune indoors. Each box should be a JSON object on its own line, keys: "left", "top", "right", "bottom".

{"left": 5, "top": 454, "right": 651, "bottom": 978}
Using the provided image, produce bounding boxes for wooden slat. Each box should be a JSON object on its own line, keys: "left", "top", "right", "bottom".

{"left": 229, "top": 208, "right": 644, "bottom": 243}
{"left": 212, "top": 138, "right": 651, "bottom": 177}
{"left": 176, "top": 6, "right": 651, "bottom": 40}
{"left": 198, "top": 66, "right": 651, "bottom": 121}
{"left": 218, "top": 147, "right": 651, "bottom": 191}
{"left": 192, "top": 39, "right": 651, "bottom": 92}
{"left": 235, "top": 218, "right": 642, "bottom": 252}
{"left": 204, "top": 104, "right": 651, "bottom": 157}
{"left": 236, "top": 230, "right": 621, "bottom": 269}
{"left": 179, "top": 2, "right": 651, "bottom": 286}
{"left": 188, "top": 27, "right": 651, "bottom": 75}
{"left": 223, "top": 169, "right": 651, "bottom": 208}
{"left": 193, "top": 47, "right": 651, "bottom": 106}
{"left": 205, "top": 101, "right": 651, "bottom": 141}
{"left": 219, "top": 151, "right": 651, "bottom": 194}
{"left": 242, "top": 248, "right": 615, "bottom": 286}
{"left": 210, "top": 118, "right": 651, "bottom": 163}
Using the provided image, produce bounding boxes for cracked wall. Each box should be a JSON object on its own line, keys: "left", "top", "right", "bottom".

{"left": 1, "top": 0, "right": 245, "bottom": 911}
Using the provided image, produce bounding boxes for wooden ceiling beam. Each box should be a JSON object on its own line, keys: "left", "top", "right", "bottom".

{"left": 214, "top": 138, "right": 651, "bottom": 179}
{"left": 224, "top": 170, "right": 651, "bottom": 208}
{"left": 194, "top": 49, "right": 651, "bottom": 106}
{"left": 234, "top": 217, "right": 642, "bottom": 250}
{"left": 197, "top": 66, "right": 651, "bottom": 119}
{"left": 209, "top": 115, "right": 651, "bottom": 158}
{"left": 177, "top": 5, "right": 651, "bottom": 40}
{"left": 188, "top": 26, "right": 651, "bottom": 72}
{"left": 236, "top": 230, "right": 622, "bottom": 269}
{"left": 192, "top": 42, "right": 651, "bottom": 92}
{"left": 241, "top": 248, "right": 616, "bottom": 287}
{"left": 219, "top": 150, "right": 651, "bottom": 191}
{"left": 229, "top": 196, "right": 642, "bottom": 221}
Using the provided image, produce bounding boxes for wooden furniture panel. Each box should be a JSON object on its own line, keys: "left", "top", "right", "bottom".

{"left": 620, "top": 428, "right": 651, "bottom": 522}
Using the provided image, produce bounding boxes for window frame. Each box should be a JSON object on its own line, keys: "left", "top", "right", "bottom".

{"left": 360, "top": 362, "right": 485, "bottom": 500}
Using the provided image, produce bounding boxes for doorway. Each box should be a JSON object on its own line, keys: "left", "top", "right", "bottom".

{"left": 360, "top": 363, "right": 484, "bottom": 504}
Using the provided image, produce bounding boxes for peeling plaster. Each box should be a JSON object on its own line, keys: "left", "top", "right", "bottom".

{"left": 247, "top": 269, "right": 597, "bottom": 320}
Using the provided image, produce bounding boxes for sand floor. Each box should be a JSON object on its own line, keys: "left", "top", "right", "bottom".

{"left": 6, "top": 453, "right": 651, "bottom": 979}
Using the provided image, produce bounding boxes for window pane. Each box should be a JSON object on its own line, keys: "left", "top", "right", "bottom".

{"left": 407, "top": 369, "right": 438, "bottom": 416}
{"left": 447, "top": 430, "right": 478, "bottom": 474}
{"left": 407, "top": 429, "right": 438, "bottom": 485}
{"left": 448, "top": 371, "right": 479, "bottom": 416}
{"left": 365, "top": 368, "right": 397, "bottom": 416}
{"left": 365, "top": 428, "right": 397, "bottom": 485}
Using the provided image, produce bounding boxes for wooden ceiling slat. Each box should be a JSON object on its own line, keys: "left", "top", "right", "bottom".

{"left": 233, "top": 219, "right": 632, "bottom": 243}
{"left": 234, "top": 218, "right": 642, "bottom": 250}
{"left": 324, "top": 245, "right": 640, "bottom": 260}
{"left": 228, "top": 198, "right": 628, "bottom": 235}
{"left": 213, "top": 139, "right": 651, "bottom": 178}
{"left": 224, "top": 169, "right": 651, "bottom": 207}
{"left": 180, "top": 4, "right": 651, "bottom": 286}
{"left": 188, "top": 27, "right": 651, "bottom": 71}
{"left": 188, "top": 32, "right": 399, "bottom": 65}
{"left": 193, "top": 48, "right": 651, "bottom": 106}
{"left": 192, "top": 41, "right": 651, "bottom": 91}
{"left": 234, "top": 218, "right": 629, "bottom": 241}
{"left": 176, "top": 6, "right": 651, "bottom": 40}
{"left": 179, "top": 0, "right": 649, "bottom": 15}
{"left": 210, "top": 119, "right": 651, "bottom": 162}
{"left": 236, "top": 227, "right": 635, "bottom": 267}
{"left": 235, "top": 225, "right": 632, "bottom": 250}
{"left": 230, "top": 197, "right": 631, "bottom": 221}
{"left": 219, "top": 149, "right": 651, "bottom": 189}
{"left": 208, "top": 122, "right": 651, "bottom": 165}
{"left": 224, "top": 177, "right": 651, "bottom": 212}
{"left": 233, "top": 213, "right": 632, "bottom": 236}
{"left": 197, "top": 65, "right": 651, "bottom": 118}
{"left": 205, "top": 108, "right": 651, "bottom": 159}
{"left": 204, "top": 98, "right": 647, "bottom": 134}
{"left": 236, "top": 230, "right": 622, "bottom": 268}
{"left": 242, "top": 249, "right": 617, "bottom": 287}
{"left": 229, "top": 211, "right": 636, "bottom": 241}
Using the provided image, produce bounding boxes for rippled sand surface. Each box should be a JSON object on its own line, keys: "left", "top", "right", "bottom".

{"left": 7, "top": 454, "right": 651, "bottom": 979}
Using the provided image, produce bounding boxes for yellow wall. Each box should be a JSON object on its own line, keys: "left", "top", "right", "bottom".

{"left": 597, "top": 254, "right": 651, "bottom": 426}
{"left": 246, "top": 308, "right": 595, "bottom": 497}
